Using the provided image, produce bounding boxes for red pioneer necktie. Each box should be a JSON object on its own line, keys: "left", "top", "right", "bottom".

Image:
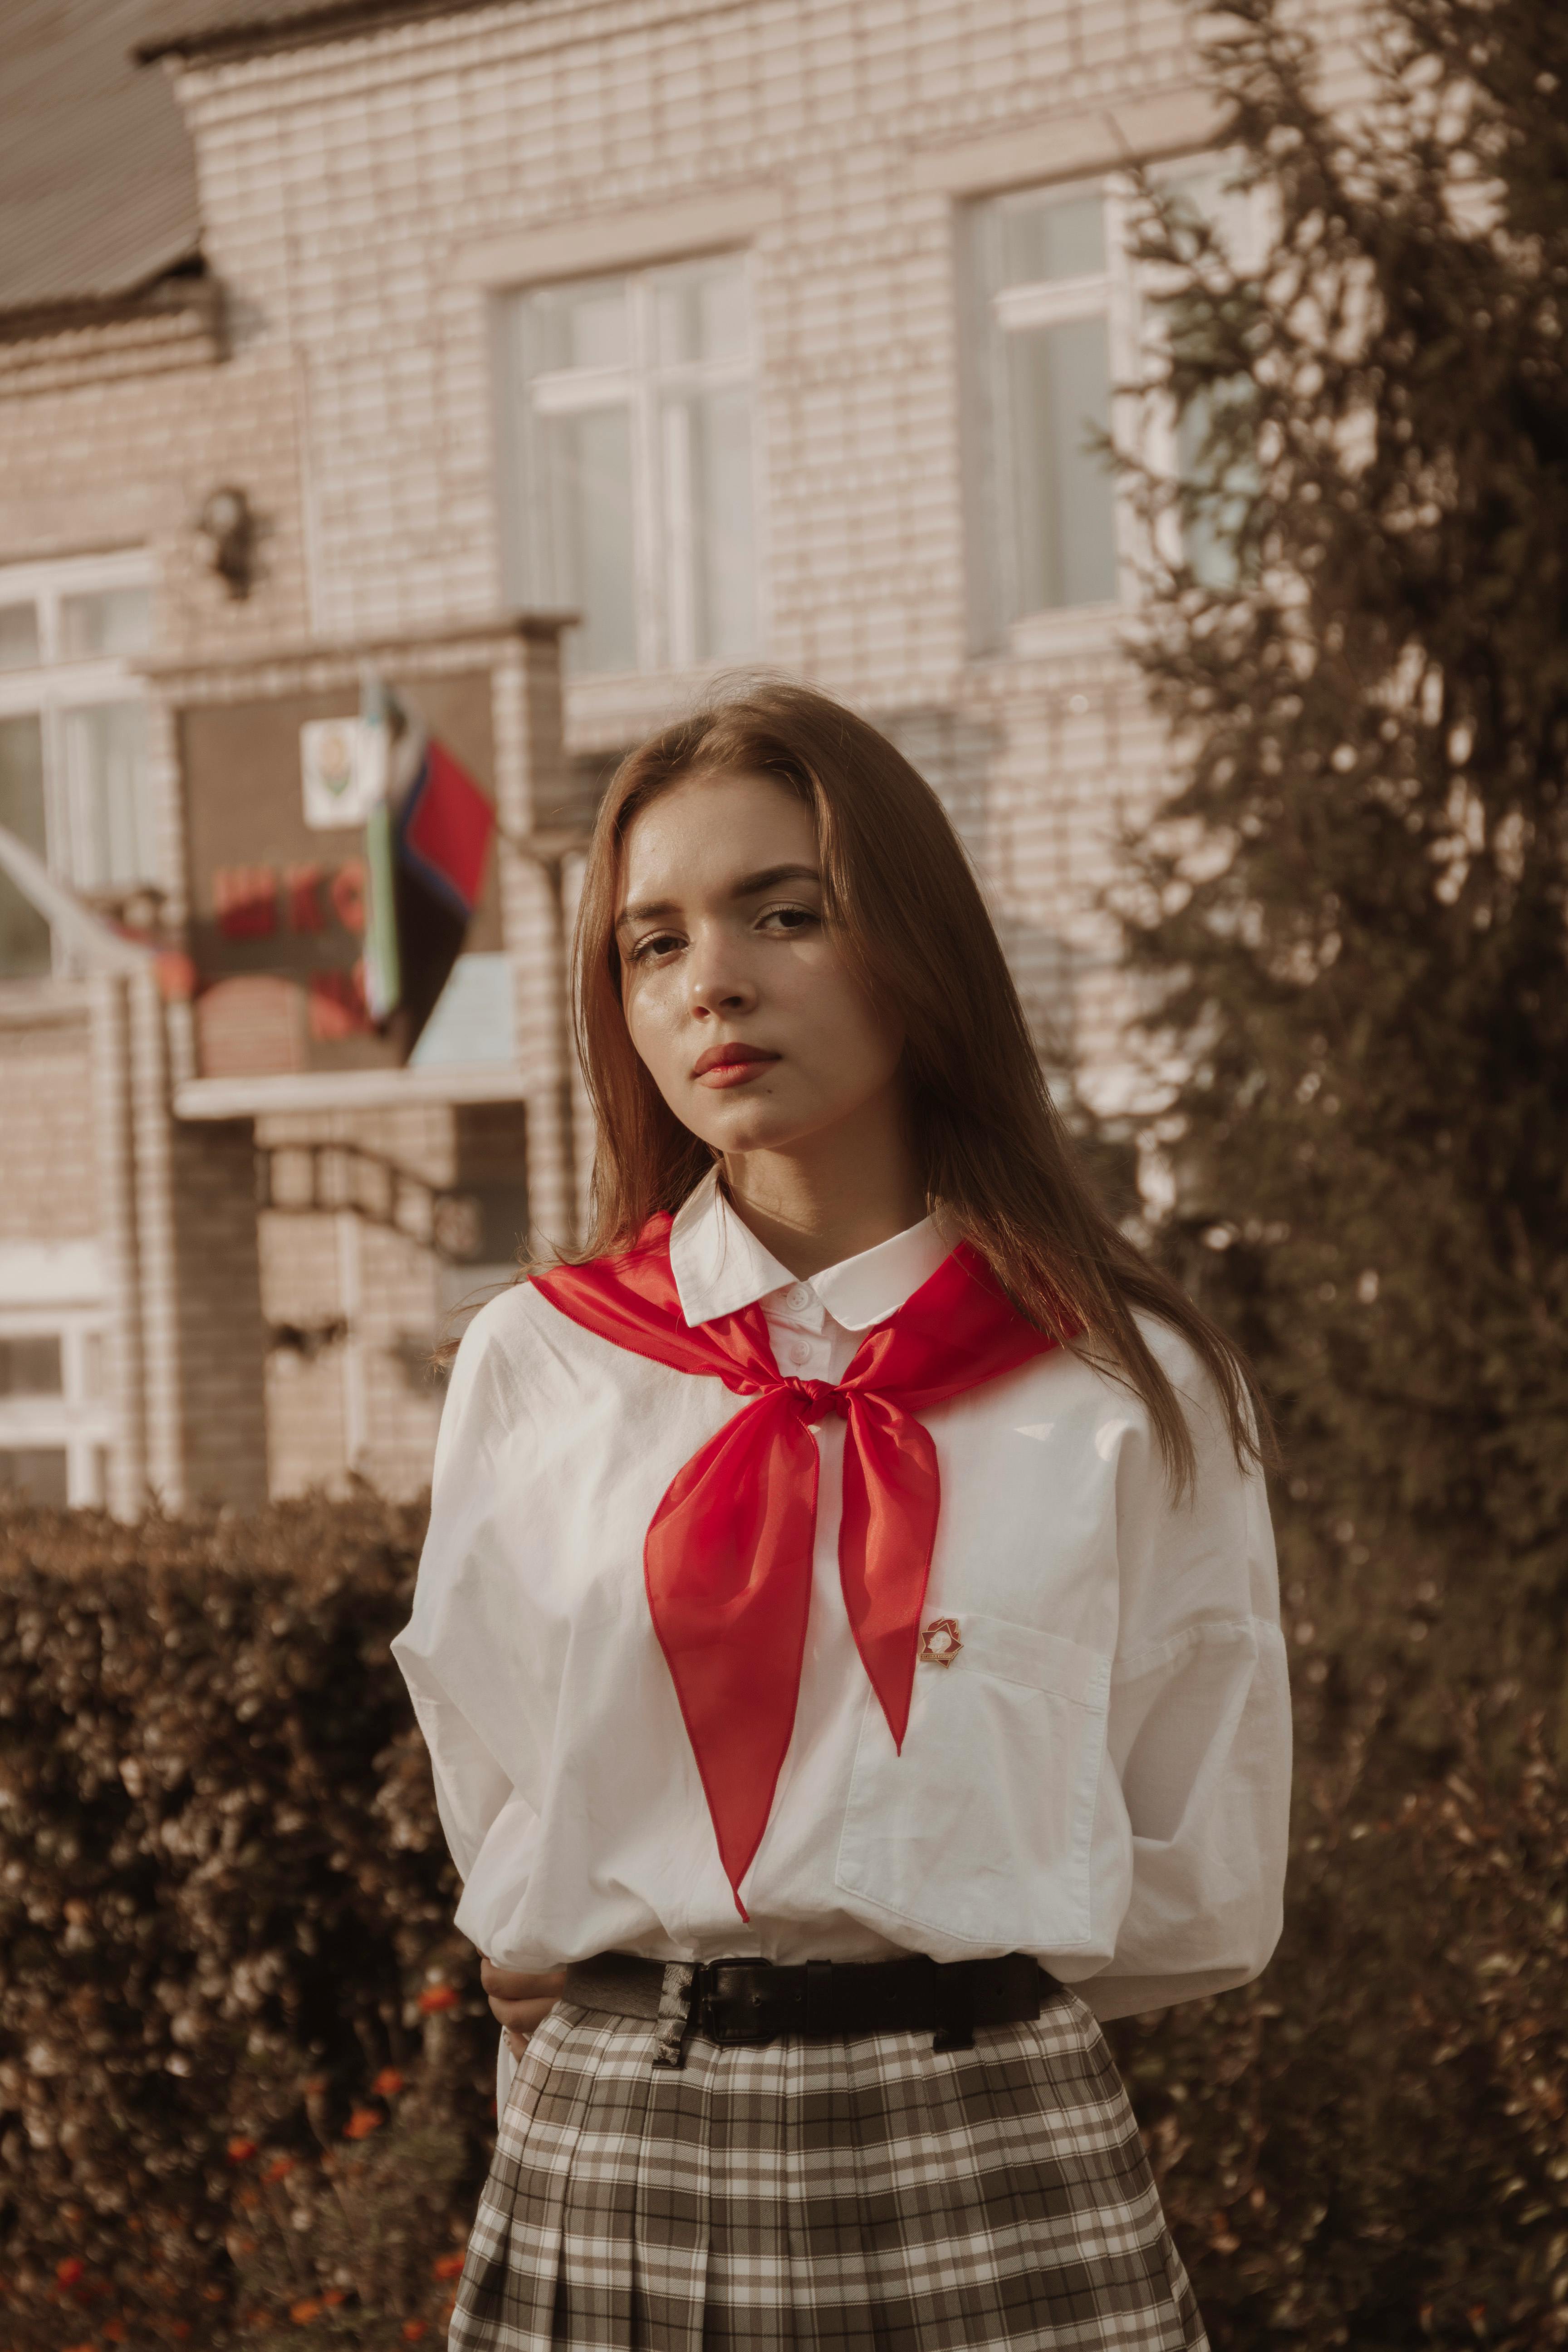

{"left": 533, "top": 1215, "right": 1059, "bottom": 1914}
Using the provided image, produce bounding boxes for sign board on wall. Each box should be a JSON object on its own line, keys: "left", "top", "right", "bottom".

{"left": 178, "top": 671, "right": 500, "bottom": 1079}
{"left": 299, "top": 717, "right": 381, "bottom": 829}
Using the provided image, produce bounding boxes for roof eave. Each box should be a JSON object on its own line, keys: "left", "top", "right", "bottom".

{"left": 135, "top": 0, "right": 492, "bottom": 67}
{"left": 0, "top": 259, "right": 216, "bottom": 346}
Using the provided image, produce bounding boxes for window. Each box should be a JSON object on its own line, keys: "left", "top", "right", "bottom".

{"left": 0, "top": 1333, "right": 64, "bottom": 1395}
{"left": 0, "top": 1313, "right": 110, "bottom": 1505}
{"left": 1157, "top": 167, "right": 1262, "bottom": 591}
{"left": 966, "top": 165, "right": 1256, "bottom": 644}
{"left": 501, "top": 254, "right": 758, "bottom": 678}
{"left": 0, "top": 552, "right": 156, "bottom": 978}
{"left": 967, "top": 181, "right": 1135, "bottom": 642}
{"left": 0, "top": 1449, "right": 70, "bottom": 1508}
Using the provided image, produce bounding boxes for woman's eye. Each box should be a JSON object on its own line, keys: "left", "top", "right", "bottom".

{"left": 631, "top": 931, "right": 683, "bottom": 963}
{"left": 759, "top": 903, "right": 818, "bottom": 936}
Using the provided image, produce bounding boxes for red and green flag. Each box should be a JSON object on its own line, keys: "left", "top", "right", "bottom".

{"left": 360, "top": 676, "right": 495, "bottom": 1054}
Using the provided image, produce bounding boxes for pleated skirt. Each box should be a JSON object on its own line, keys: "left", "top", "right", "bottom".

{"left": 447, "top": 1983, "right": 1207, "bottom": 2352}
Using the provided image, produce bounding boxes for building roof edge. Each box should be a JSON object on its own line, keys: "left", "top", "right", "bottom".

{"left": 134, "top": 0, "right": 498, "bottom": 66}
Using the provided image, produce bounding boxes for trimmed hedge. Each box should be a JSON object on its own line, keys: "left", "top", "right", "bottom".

{"left": 0, "top": 1497, "right": 490, "bottom": 2352}
{"left": 2, "top": 1498, "right": 1565, "bottom": 2351}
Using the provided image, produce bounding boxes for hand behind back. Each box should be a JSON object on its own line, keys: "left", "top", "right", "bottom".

{"left": 479, "top": 1956, "right": 566, "bottom": 2056}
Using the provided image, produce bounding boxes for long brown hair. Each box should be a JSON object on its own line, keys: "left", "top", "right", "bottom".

{"left": 566, "top": 676, "right": 1265, "bottom": 1490}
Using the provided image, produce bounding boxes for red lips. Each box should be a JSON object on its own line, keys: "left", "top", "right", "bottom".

{"left": 691, "top": 1042, "right": 780, "bottom": 1076}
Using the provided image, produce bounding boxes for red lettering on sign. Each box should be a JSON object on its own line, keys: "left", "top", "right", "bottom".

{"left": 308, "top": 965, "right": 373, "bottom": 1041}
{"left": 213, "top": 866, "right": 277, "bottom": 941}
{"left": 285, "top": 863, "right": 327, "bottom": 933}
{"left": 330, "top": 859, "right": 367, "bottom": 936}
{"left": 155, "top": 951, "right": 198, "bottom": 1004}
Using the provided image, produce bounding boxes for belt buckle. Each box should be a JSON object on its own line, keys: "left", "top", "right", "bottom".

{"left": 700, "top": 1960, "right": 780, "bottom": 2046}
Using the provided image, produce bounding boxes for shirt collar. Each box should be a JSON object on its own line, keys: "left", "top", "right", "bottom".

{"left": 668, "top": 1167, "right": 952, "bottom": 1333}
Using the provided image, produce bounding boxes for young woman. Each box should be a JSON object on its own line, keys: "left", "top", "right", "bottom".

{"left": 392, "top": 679, "right": 1290, "bottom": 2352}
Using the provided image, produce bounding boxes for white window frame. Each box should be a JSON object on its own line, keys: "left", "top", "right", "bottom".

{"left": 0, "top": 547, "right": 157, "bottom": 950}
{"left": 0, "top": 1305, "right": 113, "bottom": 1507}
{"left": 499, "top": 252, "right": 761, "bottom": 679}
{"left": 962, "top": 157, "right": 1264, "bottom": 658}
{"left": 1133, "top": 159, "right": 1271, "bottom": 588}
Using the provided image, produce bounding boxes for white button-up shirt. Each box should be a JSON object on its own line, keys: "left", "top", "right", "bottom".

{"left": 393, "top": 1167, "right": 1290, "bottom": 2030}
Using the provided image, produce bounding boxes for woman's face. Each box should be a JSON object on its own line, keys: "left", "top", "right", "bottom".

{"left": 615, "top": 769, "right": 906, "bottom": 1162}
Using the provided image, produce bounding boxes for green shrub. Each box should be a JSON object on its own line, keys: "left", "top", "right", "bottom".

{"left": 2, "top": 1498, "right": 1564, "bottom": 2351}
{"left": 0, "top": 1495, "right": 491, "bottom": 2351}
{"left": 1109, "top": 1689, "right": 1568, "bottom": 2349}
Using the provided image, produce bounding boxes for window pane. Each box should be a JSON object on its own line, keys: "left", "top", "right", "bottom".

{"left": 408, "top": 952, "right": 517, "bottom": 1068}
{"left": 668, "top": 385, "right": 756, "bottom": 661}
{"left": 527, "top": 279, "right": 628, "bottom": 374}
{"left": 1000, "top": 193, "right": 1106, "bottom": 288}
{"left": 0, "top": 601, "right": 40, "bottom": 670}
{"left": 0, "top": 711, "right": 47, "bottom": 853}
{"left": 0, "top": 711, "right": 51, "bottom": 977}
{"left": 541, "top": 405, "right": 637, "bottom": 675}
{"left": 0, "top": 1335, "right": 64, "bottom": 1396}
{"left": 1005, "top": 314, "right": 1117, "bottom": 612}
{"left": 1178, "top": 387, "right": 1253, "bottom": 588}
{"left": 0, "top": 1446, "right": 69, "bottom": 1506}
{"left": 62, "top": 700, "right": 155, "bottom": 889}
{"left": 59, "top": 585, "right": 154, "bottom": 661}
{"left": 656, "top": 260, "right": 749, "bottom": 365}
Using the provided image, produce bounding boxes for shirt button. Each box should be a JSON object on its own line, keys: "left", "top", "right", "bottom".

{"left": 786, "top": 1340, "right": 812, "bottom": 1367}
{"left": 785, "top": 1284, "right": 812, "bottom": 1312}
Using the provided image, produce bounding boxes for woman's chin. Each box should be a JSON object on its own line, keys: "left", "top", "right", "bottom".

{"left": 680, "top": 1098, "right": 815, "bottom": 1159}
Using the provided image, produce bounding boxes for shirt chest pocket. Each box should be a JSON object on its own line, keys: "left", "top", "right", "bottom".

{"left": 833, "top": 1609, "right": 1109, "bottom": 1951}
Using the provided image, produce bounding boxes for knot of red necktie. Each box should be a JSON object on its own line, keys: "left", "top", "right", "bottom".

{"left": 779, "top": 1376, "right": 847, "bottom": 1424}
{"left": 533, "top": 1218, "right": 1060, "bottom": 1915}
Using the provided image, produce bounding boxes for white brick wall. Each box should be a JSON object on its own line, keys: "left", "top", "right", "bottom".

{"left": 0, "top": 0, "right": 1375, "bottom": 1502}
{"left": 2, "top": 0, "right": 1371, "bottom": 1070}
{"left": 149, "top": 0, "right": 1261, "bottom": 1040}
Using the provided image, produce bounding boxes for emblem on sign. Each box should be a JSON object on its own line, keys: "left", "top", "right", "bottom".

{"left": 919, "top": 1617, "right": 963, "bottom": 1666}
{"left": 300, "top": 718, "right": 377, "bottom": 829}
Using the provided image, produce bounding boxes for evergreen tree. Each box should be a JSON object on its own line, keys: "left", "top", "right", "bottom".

{"left": 1116, "top": 0, "right": 1568, "bottom": 1749}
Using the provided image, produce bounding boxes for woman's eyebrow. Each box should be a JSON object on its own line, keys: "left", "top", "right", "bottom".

{"left": 731, "top": 862, "right": 821, "bottom": 897}
{"left": 615, "top": 895, "right": 678, "bottom": 932}
{"left": 615, "top": 864, "right": 820, "bottom": 933}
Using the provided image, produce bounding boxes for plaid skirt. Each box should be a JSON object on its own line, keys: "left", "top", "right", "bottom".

{"left": 447, "top": 1986, "right": 1207, "bottom": 2352}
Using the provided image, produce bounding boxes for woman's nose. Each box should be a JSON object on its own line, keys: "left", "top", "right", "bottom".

{"left": 686, "top": 942, "right": 757, "bottom": 1019}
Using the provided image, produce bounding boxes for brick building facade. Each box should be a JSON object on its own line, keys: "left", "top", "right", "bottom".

{"left": 0, "top": 0, "right": 1357, "bottom": 1509}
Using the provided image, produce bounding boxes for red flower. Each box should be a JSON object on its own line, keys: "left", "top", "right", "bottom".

{"left": 322, "top": 2288, "right": 347, "bottom": 2307}
{"left": 227, "top": 2136, "right": 259, "bottom": 2163}
{"left": 372, "top": 2067, "right": 405, "bottom": 2097}
{"left": 402, "top": 2323, "right": 428, "bottom": 2342}
{"left": 417, "top": 1984, "right": 458, "bottom": 2014}
{"left": 431, "top": 2252, "right": 465, "bottom": 2279}
{"left": 56, "top": 2258, "right": 86, "bottom": 2287}
{"left": 343, "top": 2107, "right": 383, "bottom": 2140}
{"left": 264, "top": 2157, "right": 296, "bottom": 2182}
{"left": 290, "top": 2297, "right": 322, "bottom": 2323}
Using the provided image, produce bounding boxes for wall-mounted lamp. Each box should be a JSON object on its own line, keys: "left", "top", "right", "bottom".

{"left": 197, "top": 484, "right": 256, "bottom": 599}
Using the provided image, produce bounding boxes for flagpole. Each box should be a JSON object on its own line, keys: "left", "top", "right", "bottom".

{"left": 490, "top": 821, "right": 591, "bottom": 1254}
{"left": 358, "top": 670, "right": 403, "bottom": 1023}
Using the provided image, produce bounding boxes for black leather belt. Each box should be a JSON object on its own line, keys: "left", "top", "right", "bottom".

{"left": 563, "top": 1949, "right": 1058, "bottom": 2055}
